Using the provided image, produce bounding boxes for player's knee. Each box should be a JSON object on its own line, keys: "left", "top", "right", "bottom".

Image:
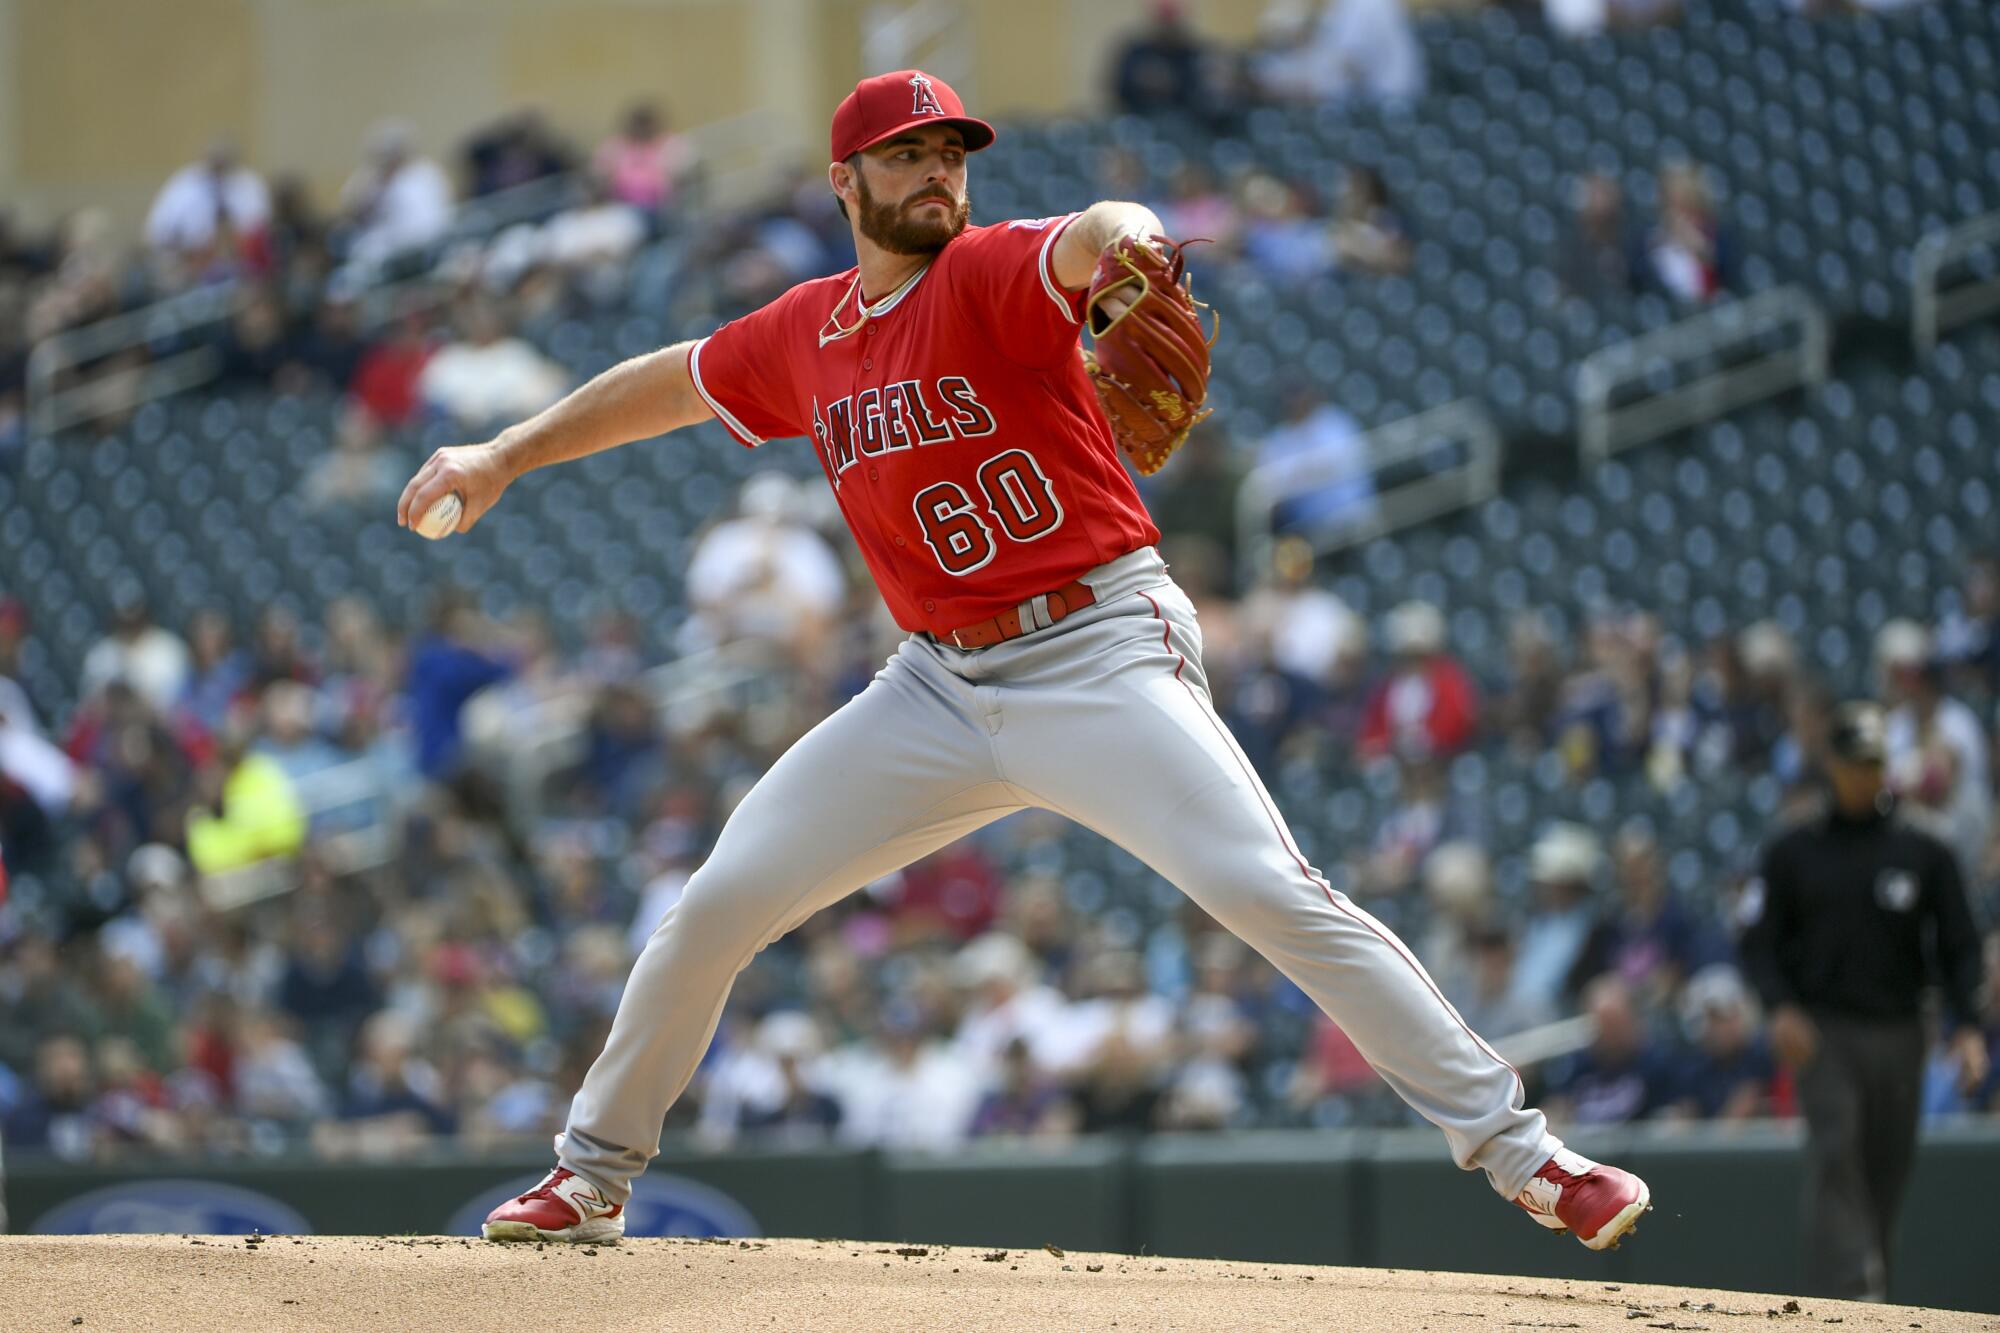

{"left": 648, "top": 864, "right": 789, "bottom": 962}
{"left": 1174, "top": 856, "right": 1343, "bottom": 944}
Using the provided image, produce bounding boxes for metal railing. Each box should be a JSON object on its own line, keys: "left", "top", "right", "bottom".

{"left": 447, "top": 171, "right": 587, "bottom": 245}
{"left": 195, "top": 755, "right": 405, "bottom": 911}
{"left": 190, "top": 704, "right": 817, "bottom": 907}
{"left": 680, "top": 107, "right": 797, "bottom": 211}
{"left": 1575, "top": 285, "right": 1830, "bottom": 467}
{"left": 23, "top": 163, "right": 606, "bottom": 440}
{"left": 862, "top": 1, "right": 972, "bottom": 98}
{"left": 1234, "top": 399, "right": 1502, "bottom": 590}
{"left": 23, "top": 108, "right": 792, "bottom": 442}
{"left": 1912, "top": 209, "right": 2000, "bottom": 352}
{"left": 24, "top": 282, "right": 249, "bottom": 438}
{"left": 1490, "top": 1014, "right": 1596, "bottom": 1070}
{"left": 460, "top": 636, "right": 803, "bottom": 834}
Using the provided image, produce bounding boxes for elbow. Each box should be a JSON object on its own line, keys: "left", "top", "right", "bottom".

{"left": 666, "top": 340, "right": 715, "bottom": 434}
{"left": 1083, "top": 199, "right": 1163, "bottom": 241}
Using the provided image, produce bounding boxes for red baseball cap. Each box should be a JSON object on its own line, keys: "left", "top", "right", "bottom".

{"left": 830, "top": 69, "right": 996, "bottom": 163}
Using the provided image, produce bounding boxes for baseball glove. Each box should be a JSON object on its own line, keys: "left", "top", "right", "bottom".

{"left": 1082, "top": 235, "right": 1216, "bottom": 476}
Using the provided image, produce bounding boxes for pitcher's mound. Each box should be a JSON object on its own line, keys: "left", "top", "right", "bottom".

{"left": 1, "top": 1234, "right": 1983, "bottom": 1332}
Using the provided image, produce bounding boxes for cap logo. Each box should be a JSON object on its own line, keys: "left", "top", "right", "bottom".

{"left": 1875, "top": 869, "right": 1917, "bottom": 913}
{"left": 910, "top": 73, "right": 945, "bottom": 117}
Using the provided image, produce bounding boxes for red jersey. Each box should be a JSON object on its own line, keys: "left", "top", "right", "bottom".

{"left": 687, "top": 212, "right": 1161, "bottom": 634}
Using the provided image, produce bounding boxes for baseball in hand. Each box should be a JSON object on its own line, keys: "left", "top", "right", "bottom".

{"left": 414, "top": 490, "right": 464, "bottom": 540}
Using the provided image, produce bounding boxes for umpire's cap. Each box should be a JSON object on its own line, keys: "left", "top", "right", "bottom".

{"left": 1827, "top": 700, "right": 1888, "bottom": 765}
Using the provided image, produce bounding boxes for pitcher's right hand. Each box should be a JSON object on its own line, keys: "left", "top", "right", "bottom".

{"left": 397, "top": 441, "right": 514, "bottom": 535}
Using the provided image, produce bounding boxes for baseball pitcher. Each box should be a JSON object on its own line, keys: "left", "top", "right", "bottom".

{"left": 396, "top": 70, "right": 1651, "bottom": 1251}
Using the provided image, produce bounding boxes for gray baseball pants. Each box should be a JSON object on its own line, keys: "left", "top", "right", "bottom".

{"left": 557, "top": 548, "right": 1558, "bottom": 1201}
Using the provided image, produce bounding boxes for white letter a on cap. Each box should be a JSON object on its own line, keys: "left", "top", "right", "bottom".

{"left": 910, "top": 73, "right": 945, "bottom": 117}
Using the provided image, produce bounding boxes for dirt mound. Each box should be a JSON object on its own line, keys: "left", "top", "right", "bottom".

{"left": 0, "top": 1235, "right": 1983, "bottom": 1332}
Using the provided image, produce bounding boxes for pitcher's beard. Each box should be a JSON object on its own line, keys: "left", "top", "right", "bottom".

{"left": 856, "top": 177, "right": 971, "bottom": 255}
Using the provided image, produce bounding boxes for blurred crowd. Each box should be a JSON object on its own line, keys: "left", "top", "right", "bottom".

{"left": 1110, "top": 0, "right": 1922, "bottom": 121}
{"left": 1076, "top": 143, "right": 1740, "bottom": 536}
{"left": 3, "top": 466, "right": 1996, "bottom": 1162}
{"left": 1083, "top": 140, "right": 1739, "bottom": 311}
{"left": 2, "top": 0, "right": 1991, "bottom": 1165}
{"left": 0, "top": 100, "right": 708, "bottom": 460}
{"left": 1098, "top": 0, "right": 1752, "bottom": 528}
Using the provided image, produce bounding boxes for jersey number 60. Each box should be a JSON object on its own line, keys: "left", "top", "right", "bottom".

{"left": 912, "top": 448, "right": 1066, "bottom": 576}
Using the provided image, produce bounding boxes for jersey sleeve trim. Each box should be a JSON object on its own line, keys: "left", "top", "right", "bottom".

{"left": 1037, "top": 212, "right": 1085, "bottom": 324}
{"left": 687, "top": 337, "right": 765, "bottom": 448}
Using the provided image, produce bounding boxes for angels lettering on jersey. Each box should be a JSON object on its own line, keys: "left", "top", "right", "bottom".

{"left": 686, "top": 212, "right": 1160, "bottom": 633}
{"left": 812, "top": 377, "right": 996, "bottom": 484}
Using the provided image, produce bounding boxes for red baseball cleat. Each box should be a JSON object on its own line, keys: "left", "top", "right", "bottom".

{"left": 1513, "top": 1148, "right": 1652, "bottom": 1251}
{"left": 483, "top": 1168, "right": 625, "bottom": 1244}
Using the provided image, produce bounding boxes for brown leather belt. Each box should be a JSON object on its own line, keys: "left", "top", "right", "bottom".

{"left": 933, "top": 579, "right": 1096, "bottom": 650}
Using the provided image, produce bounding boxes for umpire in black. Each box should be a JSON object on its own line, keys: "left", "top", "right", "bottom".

{"left": 1739, "top": 700, "right": 1988, "bottom": 1301}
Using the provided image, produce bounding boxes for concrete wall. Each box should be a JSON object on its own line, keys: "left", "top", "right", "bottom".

{"left": 9, "top": 1124, "right": 2000, "bottom": 1313}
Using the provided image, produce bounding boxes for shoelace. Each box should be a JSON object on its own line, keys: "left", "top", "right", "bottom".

{"left": 1517, "top": 1164, "right": 1578, "bottom": 1218}
{"left": 517, "top": 1170, "right": 571, "bottom": 1203}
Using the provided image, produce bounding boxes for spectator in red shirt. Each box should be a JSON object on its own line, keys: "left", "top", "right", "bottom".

{"left": 1359, "top": 600, "right": 1479, "bottom": 761}
{"left": 1643, "top": 161, "right": 1738, "bottom": 305}
{"left": 886, "top": 842, "right": 1002, "bottom": 944}
{"left": 347, "top": 310, "right": 436, "bottom": 427}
